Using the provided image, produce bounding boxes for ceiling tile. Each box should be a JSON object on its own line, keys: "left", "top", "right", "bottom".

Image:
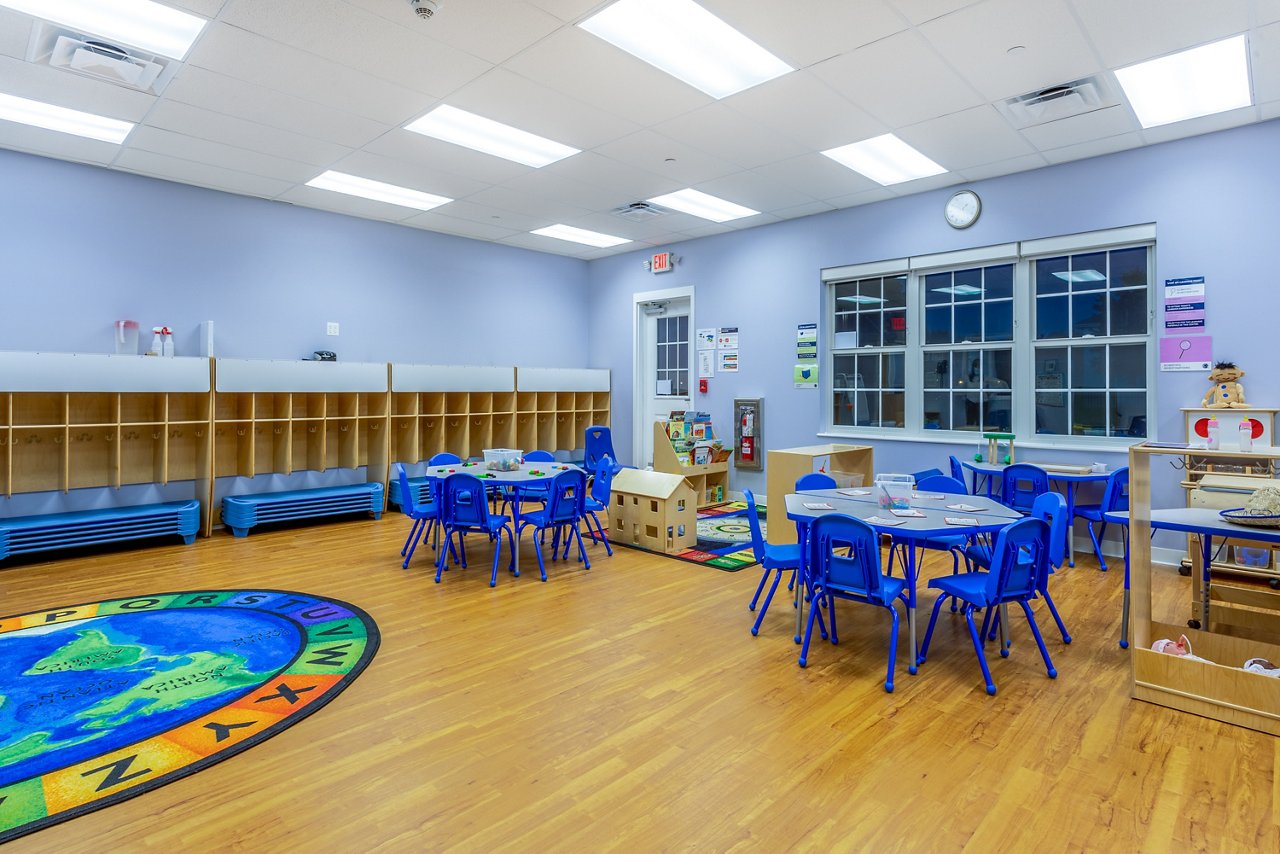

{"left": 1263, "top": 0, "right": 1280, "bottom": 25}
{"left": 163, "top": 65, "right": 390, "bottom": 150}
{"left": 769, "top": 200, "right": 836, "bottom": 220}
{"left": 810, "top": 30, "right": 984, "bottom": 127}
{"left": 0, "top": 55, "right": 155, "bottom": 121}
{"left": 883, "top": 172, "right": 963, "bottom": 195}
{"left": 499, "top": 231, "right": 605, "bottom": 258}
{"left": 400, "top": 211, "right": 520, "bottom": 242}
{"left": 898, "top": 105, "right": 1036, "bottom": 169}
{"left": 1261, "top": 100, "right": 1280, "bottom": 120}
{"left": 187, "top": 23, "right": 435, "bottom": 126}
{"left": 0, "top": 7, "right": 31, "bottom": 59}
{"left": 219, "top": 0, "right": 492, "bottom": 98}
{"left": 343, "top": 0, "right": 563, "bottom": 66}
{"left": 823, "top": 186, "right": 897, "bottom": 209}
{"left": 1040, "top": 132, "right": 1144, "bottom": 165}
{"left": 1139, "top": 106, "right": 1258, "bottom": 145}
{"left": 277, "top": 183, "right": 422, "bottom": 222}
{"left": 566, "top": 211, "right": 707, "bottom": 241}
{"left": 165, "top": 0, "right": 229, "bottom": 15}
{"left": 958, "top": 153, "right": 1049, "bottom": 181}
{"left": 675, "top": 222, "right": 736, "bottom": 239}
{"left": 724, "top": 71, "right": 885, "bottom": 151}
{"left": 427, "top": 199, "right": 548, "bottom": 232}
{"left": 654, "top": 102, "right": 810, "bottom": 169}
{"left": 499, "top": 168, "right": 640, "bottom": 211}
{"left": 699, "top": 0, "right": 908, "bottom": 67}
{"left": 113, "top": 148, "right": 295, "bottom": 197}
{"left": 892, "top": 0, "right": 984, "bottom": 26}
{"left": 441, "top": 68, "right": 641, "bottom": 150}
{"left": 464, "top": 184, "right": 593, "bottom": 223}
{"left": 363, "top": 129, "right": 531, "bottom": 185}
{"left": 693, "top": 170, "right": 818, "bottom": 214}
{"left": 1253, "top": 22, "right": 1280, "bottom": 105}
{"left": 749, "top": 153, "right": 882, "bottom": 201}
{"left": 504, "top": 27, "right": 711, "bottom": 125}
{"left": 143, "top": 99, "right": 352, "bottom": 167}
{"left": 593, "top": 129, "right": 740, "bottom": 186}
{"left": 126, "top": 125, "right": 320, "bottom": 183}
{"left": 0, "top": 122, "right": 120, "bottom": 165}
{"left": 1019, "top": 106, "right": 1140, "bottom": 151}
{"left": 1073, "top": 0, "right": 1251, "bottom": 67}
{"left": 324, "top": 149, "right": 489, "bottom": 200}
{"left": 523, "top": 0, "right": 602, "bottom": 23}
{"left": 533, "top": 151, "right": 678, "bottom": 201}
{"left": 918, "top": 0, "right": 1102, "bottom": 101}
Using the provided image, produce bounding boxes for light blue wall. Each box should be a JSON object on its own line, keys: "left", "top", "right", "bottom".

{"left": 0, "top": 148, "right": 589, "bottom": 365}
{"left": 587, "top": 118, "right": 1280, "bottom": 544}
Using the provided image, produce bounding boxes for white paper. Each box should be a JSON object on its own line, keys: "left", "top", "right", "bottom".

{"left": 946, "top": 503, "right": 981, "bottom": 512}
{"left": 803, "top": 502, "right": 834, "bottom": 510}
{"left": 696, "top": 328, "right": 717, "bottom": 350}
{"left": 656, "top": 378, "right": 672, "bottom": 395}
{"left": 863, "top": 515, "right": 907, "bottom": 526}
{"left": 890, "top": 508, "right": 926, "bottom": 517}
{"left": 719, "top": 350, "right": 739, "bottom": 372}
{"left": 945, "top": 516, "right": 980, "bottom": 526}
{"left": 717, "top": 327, "right": 739, "bottom": 349}
{"left": 697, "top": 350, "right": 715, "bottom": 378}
{"left": 838, "top": 488, "right": 870, "bottom": 496}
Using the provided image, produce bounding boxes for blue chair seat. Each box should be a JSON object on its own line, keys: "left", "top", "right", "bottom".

{"left": 927, "top": 571, "right": 992, "bottom": 605}
{"left": 833, "top": 572, "right": 908, "bottom": 606}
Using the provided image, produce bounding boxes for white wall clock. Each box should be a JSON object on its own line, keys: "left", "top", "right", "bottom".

{"left": 944, "top": 189, "right": 981, "bottom": 229}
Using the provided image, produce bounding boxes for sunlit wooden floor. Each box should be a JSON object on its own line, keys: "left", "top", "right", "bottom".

{"left": 2, "top": 514, "right": 1276, "bottom": 852}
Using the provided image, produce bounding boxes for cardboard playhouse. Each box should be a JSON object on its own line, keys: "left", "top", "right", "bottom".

{"left": 610, "top": 468, "right": 698, "bottom": 554}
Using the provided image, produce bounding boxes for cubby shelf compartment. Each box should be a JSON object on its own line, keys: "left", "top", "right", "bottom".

{"left": 388, "top": 364, "right": 517, "bottom": 479}
{"left": 0, "top": 500, "right": 201, "bottom": 562}
{"left": 221, "top": 483, "right": 383, "bottom": 537}
{"left": 514, "top": 367, "right": 610, "bottom": 460}
{"left": 0, "top": 352, "right": 213, "bottom": 537}
{"left": 213, "top": 359, "right": 390, "bottom": 494}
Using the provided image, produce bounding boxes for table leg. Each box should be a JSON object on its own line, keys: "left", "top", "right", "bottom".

{"left": 512, "top": 489, "right": 521, "bottom": 577}
{"left": 1201, "top": 534, "right": 1213, "bottom": 630}
{"left": 1065, "top": 482, "right": 1077, "bottom": 567}
{"left": 794, "top": 522, "right": 806, "bottom": 644}
{"left": 906, "top": 543, "right": 918, "bottom": 674}
{"left": 998, "top": 603, "right": 1009, "bottom": 652}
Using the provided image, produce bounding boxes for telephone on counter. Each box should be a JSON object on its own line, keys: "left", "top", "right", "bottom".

{"left": 311, "top": 350, "right": 337, "bottom": 361}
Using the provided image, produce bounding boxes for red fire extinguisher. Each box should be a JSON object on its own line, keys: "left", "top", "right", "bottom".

{"left": 740, "top": 411, "right": 755, "bottom": 462}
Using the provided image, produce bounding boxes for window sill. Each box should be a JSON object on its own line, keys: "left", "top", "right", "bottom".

{"left": 816, "top": 430, "right": 1139, "bottom": 456}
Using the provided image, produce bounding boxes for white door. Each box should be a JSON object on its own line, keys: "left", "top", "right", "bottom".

{"left": 637, "top": 296, "right": 691, "bottom": 468}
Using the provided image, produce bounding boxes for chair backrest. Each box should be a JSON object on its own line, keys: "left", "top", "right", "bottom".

{"left": 806, "top": 514, "right": 886, "bottom": 600}
{"left": 429, "top": 452, "right": 462, "bottom": 466}
{"left": 584, "top": 425, "right": 617, "bottom": 472}
{"left": 985, "top": 517, "right": 1050, "bottom": 602}
{"left": 395, "top": 464, "right": 419, "bottom": 516}
{"left": 442, "top": 473, "right": 490, "bottom": 528}
{"left": 544, "top": 469, "right": 587, "bottom": 524}
{"left": 917, "top": 474, "right": 968, "bottom": 495}
{"left": 743, "top": 489, "right": 768, "bottom": 563}
{"left": 1000, "top": 464, "right": 1050, "bottom": 514}
{"left": 591, "top": 455, "right": 616, "bottom": 505}
{"left": 795, "top": 472, "right": 837, "bottom": 491}
{"left": 1030, "top": 491, "right": 1068, "bottom": 570}
{"left": 525, "top": 450, "right": 555, "bottom": 462}
{"left": 911, "top": 467, "right": 944, "bottom": 483}
{"left": 1102, "top": 467, "right": 1130, "bottom": 513}
{"left": 949, "top": 455, "right": 967, "bottom": 487}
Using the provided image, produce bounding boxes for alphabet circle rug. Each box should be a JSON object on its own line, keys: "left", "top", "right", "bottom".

{"left": 0, "top": 589, "right": 379, "bottom": 844}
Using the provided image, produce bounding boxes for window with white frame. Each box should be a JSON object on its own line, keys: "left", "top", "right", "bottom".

{"left": 823, "top": 226, "right": 1154, "bottom": 444}
{"left": 655, "top": 314, "right": 689, "bottom": 397}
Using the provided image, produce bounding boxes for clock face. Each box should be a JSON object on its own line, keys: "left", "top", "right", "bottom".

{"left": 945, "top": 190, "right": 981, "bottom": 229}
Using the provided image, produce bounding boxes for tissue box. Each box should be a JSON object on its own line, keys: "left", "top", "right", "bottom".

{"left": 484, "top": 448, "right": 523, "bottom": 471}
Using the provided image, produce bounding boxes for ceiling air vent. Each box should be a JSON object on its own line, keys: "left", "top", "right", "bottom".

{"left": 27, "top": 23, "right": 180, "bottom": 95}
{"left": 998, "top": 76, "right": 1112, "bottom": 128}
{"left": 612, "top": 201, "right": 667, "bottom": 222}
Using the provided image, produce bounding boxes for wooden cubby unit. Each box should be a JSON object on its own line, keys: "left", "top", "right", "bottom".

{"left": 515, "top": 367, "right": 611, "bottom": 459}
{"left": 0, "top": 352, "right": 214, "bottom": 532}
{"left": 389, "top": 364, "right": 516, "bottom": 467}
{"left": 213, "top": 359, "right": 390, "bottom": 507}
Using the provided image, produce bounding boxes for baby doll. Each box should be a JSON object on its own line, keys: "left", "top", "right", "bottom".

{"left": 1151, "top": 634, "right": 1210, "bottom": 663}
{"left": 1202, "top": 361, "right": 1251, "bottom": 409}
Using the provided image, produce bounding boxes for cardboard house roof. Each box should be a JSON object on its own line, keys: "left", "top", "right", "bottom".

{"left": 611, "top": 468, "right": 694, "bottom": 500}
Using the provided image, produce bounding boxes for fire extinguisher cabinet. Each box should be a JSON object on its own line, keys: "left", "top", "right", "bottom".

{"left": 734, "top": 398, "right": 763, "bottom": 471}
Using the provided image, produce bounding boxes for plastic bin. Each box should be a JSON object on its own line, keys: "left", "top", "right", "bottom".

{"left": 484, "top": 448, "right": 523, "bottom": 471}
{"left": 874, "top": 474, "right": 915, "bottom": 510}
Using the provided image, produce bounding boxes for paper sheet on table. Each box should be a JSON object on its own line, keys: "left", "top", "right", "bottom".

{"left": 946, "top": 503, "right": 982, "bottom": 512}
{"left": 945, "top": 516, "right": 980, "bottom": 526}
{"left": 913, "top": 492, "right": 946, "bottom": 500}
{"left": 863, "top": 515, "right": 907, "bottom": 526}
{"left": 889, "top": 508, "right": 926, "bottom": 517}
{"left": 803, "top": 502, "right": 834, "bottom": 510}
{"left": 839, "top": 488, "right": 871, "bottom": 496}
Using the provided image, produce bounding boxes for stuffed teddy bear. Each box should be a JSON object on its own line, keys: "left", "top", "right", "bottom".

{"left": 1202, "top": 361, "right": 1251, "bottom": 409}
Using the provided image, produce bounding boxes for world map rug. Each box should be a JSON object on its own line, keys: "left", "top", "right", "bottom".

{"left": 0, "top": 589, "right": 379, "bottom": 844}
{"left": 611, "top": 501, "right": 765, "bottom": 571}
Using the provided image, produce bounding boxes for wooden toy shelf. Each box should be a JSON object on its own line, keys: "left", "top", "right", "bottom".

{"left": 1129, "top": 442, "right": 1280, "bottom": 735}
{"left": 652, "top": 421, "right": 728, "bottom": 508}
{"left": 764, "top": 444, "right": 874, "bottom": 545}
{"left": 0, "top": 352, "right": 214, "bottom": 532}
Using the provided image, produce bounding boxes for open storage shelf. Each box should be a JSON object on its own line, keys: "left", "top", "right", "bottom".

{"left": 652, "top": 420, "right": 728, "bottom": 509}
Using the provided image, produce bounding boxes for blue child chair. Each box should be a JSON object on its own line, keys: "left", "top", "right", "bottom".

{"left": 1074, "top": 467, "right": 1130, "bottom": 572}
{"left": 583, "top": 455, "right": 616, "bottom": 556}
{"left": 744, "top": 489, "right": 809, "bottom": 639}
{"left": 800, "top": 513, "right": 910, "bottom": 692}
{"left": 516, "top": 468, "right": 590, "bottom": 581}
{"left": 438, "top": 472, "right": 516, "bottom": 587}
{"left": 584, "top": 425, "right": 617, "bottom": 473}
{"left": 1000, "top": 463, "right": 1050, "bottom": 514}
{"left": 396, "top": 464, "right": 438, "bottom": 569}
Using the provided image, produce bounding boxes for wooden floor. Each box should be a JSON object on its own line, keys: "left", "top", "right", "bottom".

{"left": 2, "top": 516, "right": 1277, "bottom": 852}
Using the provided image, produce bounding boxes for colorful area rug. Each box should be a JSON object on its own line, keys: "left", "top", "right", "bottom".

{"left": 0, "top": 589, "right": 378, "bottom": 844}
{"left": 611, "top": 501, "right": 764, "bottom": 571}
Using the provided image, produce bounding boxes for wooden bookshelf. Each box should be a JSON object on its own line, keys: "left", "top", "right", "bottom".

{"left": 652, "top": 421, "right": 728, "bottom": 509}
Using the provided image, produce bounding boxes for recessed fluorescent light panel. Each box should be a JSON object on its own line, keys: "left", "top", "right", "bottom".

{"left": 1052, "top": 269, "right": 1107, "bottom": 283}
{"left": 647, "top": 188, "right": 758, "bottom": 223}
{"left": 306, "top": 171, "right": 452, "bottom": 212}
{"left": 404, "top": 105, "right": 579, "bottom": 168}
{"left": 531, "top": 224, "right": 630, "bottom": 248}
{"left": 933, "top": 285, "right": 984, "bottom": 295}
{"left": 0, "top": 0, "right": 207, "bottom": 60}
{"left": 0, "top": 92, "right": 133, "bottom": 143}
{"left": 822, "top": 134, "right": 947, "bottom": 186}
{"left": 1115, "top": 35, "right": 1252, "bottom": 128}
{"left": 837, "top": 295, "right": 886, "bottom": 305}
{"left": 579, "top": 0, "right": 793, "bottom": 99}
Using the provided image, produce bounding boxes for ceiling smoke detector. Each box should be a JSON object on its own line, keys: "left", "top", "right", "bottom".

{"left": 612, "top": 201, "right": 666, "bottom": 222}
{"left": 408, "top": 0, "right": 440, "bottom": 19}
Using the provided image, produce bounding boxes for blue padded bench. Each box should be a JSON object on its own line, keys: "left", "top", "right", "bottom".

{"left": 387, "top": 475, "right": 431, "bottom": 509}
{"left": 0, "top": 500, "right": 201, "bottom": 562}
{"left": 221, "top": 483, "right": 383, "bottom": 537}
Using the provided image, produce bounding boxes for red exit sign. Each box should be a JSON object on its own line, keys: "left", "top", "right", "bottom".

{"left": 650, "top": 252, "right": 672, "bottom": 273}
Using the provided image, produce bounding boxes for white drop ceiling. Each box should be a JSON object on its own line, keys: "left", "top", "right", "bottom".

{"left": 1, "top": 0, "right": 1278, "bottom": 259}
